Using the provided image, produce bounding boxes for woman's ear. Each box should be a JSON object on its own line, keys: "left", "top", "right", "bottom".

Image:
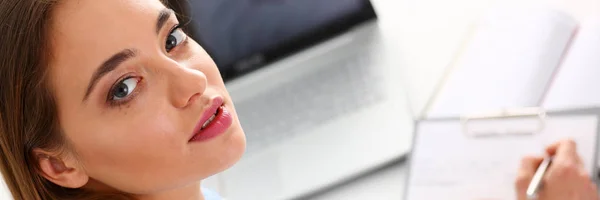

{"left": 33, "top": 148, "right": 89, "bottom": 188}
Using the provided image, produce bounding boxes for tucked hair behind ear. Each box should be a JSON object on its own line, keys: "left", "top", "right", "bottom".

{"left": 0, "top": 0, "right": 192, "bottom": 199}
{"left": 0, "top": 0, "right": 108, "bottom": 199}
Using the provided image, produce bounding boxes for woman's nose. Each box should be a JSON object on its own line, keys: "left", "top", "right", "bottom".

{"left": 163, "top": 62, "right": 208, "bottom": 108}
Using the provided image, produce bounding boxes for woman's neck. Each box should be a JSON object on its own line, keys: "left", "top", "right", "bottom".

{"left": 134, "top": 182, "right": 204, "bottom": 200}
{"left": 85, "top": 179, "right": 205, "bottom": 200}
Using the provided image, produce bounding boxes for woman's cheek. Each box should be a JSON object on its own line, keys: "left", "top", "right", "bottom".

{"left": 128, "top": 111, "right": 183, "bottom": 149}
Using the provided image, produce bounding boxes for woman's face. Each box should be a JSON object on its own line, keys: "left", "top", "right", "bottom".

{"left": 47, "top": 0, "right": 245, "bottom": 194}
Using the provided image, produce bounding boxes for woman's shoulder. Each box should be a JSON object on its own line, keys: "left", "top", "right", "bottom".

{"left": 202, "top": 187, "right": 223, "bottom": 200}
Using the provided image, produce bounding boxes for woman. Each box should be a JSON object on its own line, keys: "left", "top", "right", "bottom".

{"left": 0, "top": 0, "right": 245, "bottom": 199}
{"left": 516, "top": 139, "right": 599, "bottom": 200}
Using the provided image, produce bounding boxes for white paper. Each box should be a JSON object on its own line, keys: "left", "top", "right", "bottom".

{"left": 406, "top": 115, "right": 598, "bottom": 200}
{"left": 427, "top": 7, "right": 578, "bottom": 118}
{"left": 543, "top": 16, "right": 600, "bottom": 110}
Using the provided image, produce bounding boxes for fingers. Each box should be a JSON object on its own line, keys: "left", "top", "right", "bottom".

{"left": 546, "top": 139, "right": 585, "bottom": 177}
{"left": 546, "top": 156, "right": 589, "bottom": 185}
{"left": 515, "top": 156, "right": 544, "bottom": 200}
{"left": 546, "top": 139, "right": 583, "bottom": 167}
{"left": 520, "top": 155, "right": 544, "bottom": 172}
{"left": 546, "top": 139, "right": 577, "bottom": 158}
{"left": 544, "top": 139, "right": 592, "bottom": 197}
{"left": 515, "top": 139, "right": 595, "bottom": 200}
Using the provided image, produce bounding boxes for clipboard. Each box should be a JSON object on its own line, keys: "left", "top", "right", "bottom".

{"left": 404, "top": 107, "right": 600, "bottom": 200}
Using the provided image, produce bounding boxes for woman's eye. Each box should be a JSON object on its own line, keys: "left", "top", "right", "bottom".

{"left": 111, "top": 77, "right": 138, "bottom": 100}
{"left": 165, "top": 28, "right": 187, "bottom": 52}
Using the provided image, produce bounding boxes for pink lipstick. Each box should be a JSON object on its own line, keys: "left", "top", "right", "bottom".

{"left": 189, "top": 97, "right": 233, "bottom": 142}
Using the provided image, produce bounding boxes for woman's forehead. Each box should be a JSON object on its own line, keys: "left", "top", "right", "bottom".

{"left": 51, "top": 0, "right": 166, "bottom": 43}
{"left": 50, "top": 0, "right": 168, "bottom": 58}
{"left": 48, "top": 0, "right": 168, "bottom": 103}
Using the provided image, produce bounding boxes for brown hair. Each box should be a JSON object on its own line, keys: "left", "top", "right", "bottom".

{"left": 0, "top": 0, "right": 190, "bottom": 199}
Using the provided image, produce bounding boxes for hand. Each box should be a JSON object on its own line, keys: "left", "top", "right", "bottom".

{"left": 515, "top": 139, "right": 598, "bottom": 200}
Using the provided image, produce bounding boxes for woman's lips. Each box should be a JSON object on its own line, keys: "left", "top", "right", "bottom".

{"left": 189, "top": 97, "right": 233, "bottom": 142}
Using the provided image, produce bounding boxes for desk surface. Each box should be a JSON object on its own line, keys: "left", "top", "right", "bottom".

{"left": 308, "top": 161, "right": 408, "bottom": 200}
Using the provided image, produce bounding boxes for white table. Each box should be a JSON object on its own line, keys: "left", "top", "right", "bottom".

{"left": 303, "top": 0, "right": 599, "bottom": 199}
{"left": 309, "top": 161, "right": 408, "bottom": 200}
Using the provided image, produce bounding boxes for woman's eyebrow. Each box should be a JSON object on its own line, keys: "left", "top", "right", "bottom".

{"left": 81, "top": 8, "right": 175, "bottom": 103}
{"left": 156, "top": 8, "right": 174, "bottom": 34}
{"left": 83, "top": 49, "right": 138, "bottom": 103}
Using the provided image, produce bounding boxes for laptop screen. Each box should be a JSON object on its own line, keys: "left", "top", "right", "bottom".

{"left": 185, "top": 0, "right": 377, "bottom": 81}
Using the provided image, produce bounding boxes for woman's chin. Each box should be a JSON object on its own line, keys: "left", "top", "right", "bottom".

{"left": 215, "top": 123, "right": 246, "bottom": 174}
{"left": 225, "top": 125, "right": 247, "bottom": 168}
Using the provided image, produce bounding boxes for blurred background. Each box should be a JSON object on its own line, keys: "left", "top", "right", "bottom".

{"left": 0, "top": 0, "right": 594, "bottom": 199}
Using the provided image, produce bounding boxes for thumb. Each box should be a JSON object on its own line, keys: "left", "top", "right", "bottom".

{"left": 515, "top": 156, "right": 544, "bottom": 200}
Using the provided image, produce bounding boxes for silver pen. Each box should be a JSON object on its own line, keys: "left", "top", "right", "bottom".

{"left": 526, "top": 156, "right": 553, "bottom": 199}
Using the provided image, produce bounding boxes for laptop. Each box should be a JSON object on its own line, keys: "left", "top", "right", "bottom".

{"left": 181, "top": 0, "right": 414, "bottom": 199}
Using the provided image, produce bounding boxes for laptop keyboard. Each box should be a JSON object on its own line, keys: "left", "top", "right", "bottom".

{"left": 235, "top": 54, "right": 386, "bottom": 153}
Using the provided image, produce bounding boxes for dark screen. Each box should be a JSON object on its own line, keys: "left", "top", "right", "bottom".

{"left": 188, "top": 0, "right": 369, "bottom": 73}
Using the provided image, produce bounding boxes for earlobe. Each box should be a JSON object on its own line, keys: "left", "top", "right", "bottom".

{"left": 34, "top": 149, "right": 89, "bottom": 189}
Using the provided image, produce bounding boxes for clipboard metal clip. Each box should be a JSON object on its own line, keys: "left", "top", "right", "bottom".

{"left": 460, "top": 107, "right": 547, "bottom": 137}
